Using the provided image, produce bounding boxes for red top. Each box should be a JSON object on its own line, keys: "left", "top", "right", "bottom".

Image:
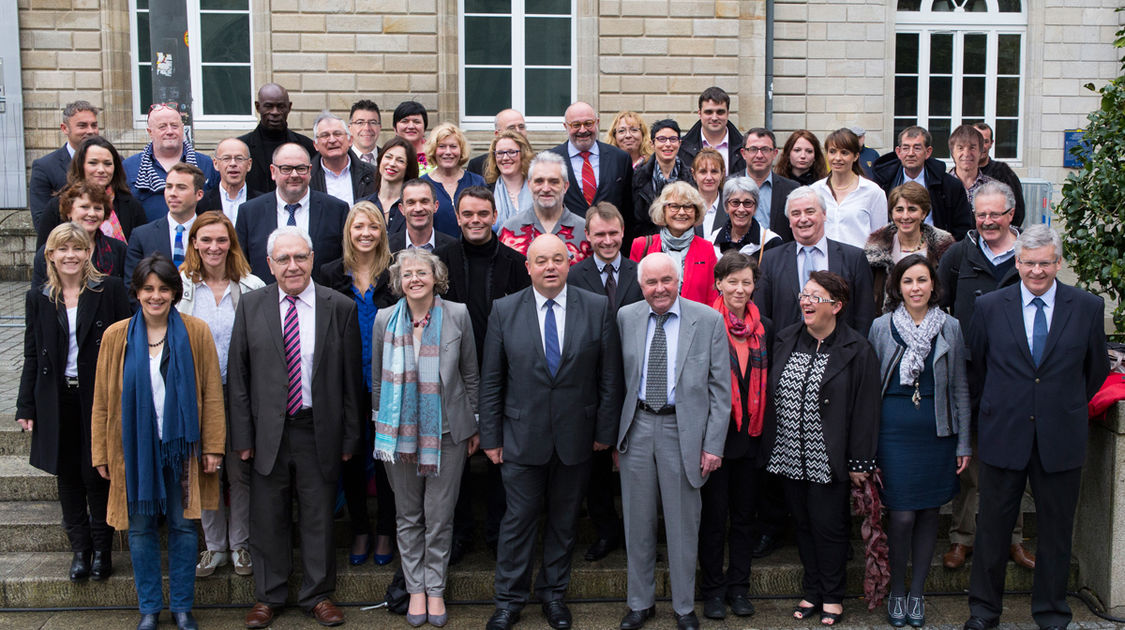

{"left": 629, "top": 234, "right": 719, "bottom": 305}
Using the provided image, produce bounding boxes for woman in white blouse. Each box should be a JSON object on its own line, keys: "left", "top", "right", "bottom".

{"left": 812, "top": 128, "right": 887, "bottom": 249}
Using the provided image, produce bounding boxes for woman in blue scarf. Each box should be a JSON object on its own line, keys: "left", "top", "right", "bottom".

{"left": 91, "top": 253, "right": 226, "bottom": 630}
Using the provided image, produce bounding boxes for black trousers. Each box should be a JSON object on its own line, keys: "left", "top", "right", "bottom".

{"left": 340, "top": 418, "right": 396, "bottom": 538}
{"left": 783, "top": 477, "right": 850, "bottom": 605}
{"left": 968, "top": 445, "right": 1081, "bottom": 629}
{"left": 57, "top": 387, "right": 112, "bottom": 553}
{"left": 452, "top": 453, "right": 506, "bottom": 547}
{"left": 753, "top": 468, "right": 789, "bottom": 539}
{"left": 698, "top": 453, "right": 757, "bottom": 598}
{"left": 584, "top": 448, "right": 623, "bottom": 541}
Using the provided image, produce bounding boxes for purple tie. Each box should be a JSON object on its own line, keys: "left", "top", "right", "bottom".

{"left": 283, "top": 295, "right": 303, "bottom": 416}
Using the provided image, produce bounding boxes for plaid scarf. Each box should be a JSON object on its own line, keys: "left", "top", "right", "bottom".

{"left": 714, "top": 296, "right": 768, "bottom": 435}
{"left": 133, "top": 140, "right": 200, "bottom": 193}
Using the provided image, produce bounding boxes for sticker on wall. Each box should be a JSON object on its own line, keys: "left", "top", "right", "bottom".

{"left": 156, "top": 52, "right": 174, "bottom": 77}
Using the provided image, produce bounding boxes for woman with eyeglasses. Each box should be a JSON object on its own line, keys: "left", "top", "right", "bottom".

{"left": 363, "top": 136, "right": 420, "bottom": 236}
{"left": 633, "top": 119, "right": 695, "bottom": 237}
{"left": 776, "top": 130, "right": 828, "bottom": 186}
{"left": 628, "top": 181, "right": 718, "bottom": 305}
{"left": 420, "top": 123, "right": 486, "bottom": 237}
{"left": 811, "top": 128, "right": 888, "bottom": 249}
{"left": 710, "top": 176, "right": 782, "bottom": 261}
{"left": 760, "top": 270, "right": 881, "bottom": 627}
{"left": 606, "top": 111, "right": 652, "bottom": 169}
{"left": 483, "top": 130, "right": 534, "bottom": 228}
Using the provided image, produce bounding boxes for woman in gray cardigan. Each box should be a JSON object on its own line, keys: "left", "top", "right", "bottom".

{"left": 868, "top": 254, "right": 971, "bottom": 628}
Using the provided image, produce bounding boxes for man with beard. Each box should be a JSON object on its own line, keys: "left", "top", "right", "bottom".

{"left": 499, "top": 152, "right": 592, "bottom": 264}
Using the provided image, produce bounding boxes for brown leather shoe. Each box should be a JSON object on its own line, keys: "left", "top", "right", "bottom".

{"left": 245, "top": 602, "right": 278, "bottom": 629}
{"left": 1010, "top": 543, "right": 1036, "bottom": 569}
{"left": 310, "top": 599, "right": 345, "bottom": 627}
{"left": 943, "top": 543, "right": 972, "bottom": 569}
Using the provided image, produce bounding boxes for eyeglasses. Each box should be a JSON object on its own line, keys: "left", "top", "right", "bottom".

{"left": 271, "top": 252, "right": 312, "bottom": 265}
{"left": 898, "top": 144, "right": 928, "bottom": 154}
{"left": 653, "top": 136, "right": 680, "bottom": 145}
{"left": 401, "top": 269, "right": 432, "bottom": 280}
{"left": 798, "top": 292, "right": 837, "bottom": 304}
{"left": 973, "top": 209, "right": 1013, "bottom": 221}
{"left": 565, "top": 120, "right": 597, "bottom": 130}
{"left": 1016, "top": 258, "right": 1059, "bottom": 270}
{"left": 494, "top": 149, "right": 521, "bottom": 158}
{"left": 727, "top": 198, "right": 757, "bottom": 208}
{"left": 149, "top": 102, "right": 179, "bottom": 112}
{"left": 663, "top": 203, "right": 695, "bottom": 213}
{"left": 275, "top": 164, "right": 311, "bottom": 175}
{"left": 349, "top": 119, "right": 381, "bottom": 127}
{"left": 742, "top": 146, "right": 775, "bottom": 155}
{"left": 316, "top": 131, "right": 347, "bottom": 140}
{"left": 215, "top": 155, "right": 249, "bottom": 164}
{"left": 615, "top": 126, "right": 640, "bottom": 135}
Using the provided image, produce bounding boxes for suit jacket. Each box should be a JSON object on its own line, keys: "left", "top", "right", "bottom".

{"left": 566, "top": 255, "right": 643, "bottom": 312}
{"left": 548, "top": 141, "right": 635, "bottom": 237}
{"left": 237, "top": 125, "right": 318, "bottom": 193}
{"left": 478, "top": 286, "right": 624, "bottom": 466}
{"left": 371, "top": 300, "right": 481, "bottom": 445}
{"left": 754, "top": 238, "right": 875, "bottom": 335}
{"left": 235, "top": 189, "right": 349, "bottom": 280}
{"left": 615, "top": 298, "right": 731, "bottom": 489}
{"left": 196, "top": 185, "right": 264, "bottom": 215}
{"left": 309, "top": 158, "right": 377, "bottom": 203}
{"left": 28, "top": 145, "right": 72, "bottom": 230}
{"left": 871, "top": 153, "right": 974, "bottom": 240}
{"left": 124, "top": 217, "right": 173, "bottom": 282}
{"left": 16, "top": 277, "right": 132, "bottom": 474}
{"left": 389, "top": 228, "right": 457, "bottom": 254}
{"left": 967, "top": 282, "right": 1109, "bottom": 473}
{"left": 228, "top": 283, "right": 365, "bottom": 480}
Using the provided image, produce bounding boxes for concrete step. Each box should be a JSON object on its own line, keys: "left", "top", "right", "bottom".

{"left": 0, "top": 456, "right": 55, "bottom": 501}
{"left": 0, "top": 416, "right": 30, "bottom": 457}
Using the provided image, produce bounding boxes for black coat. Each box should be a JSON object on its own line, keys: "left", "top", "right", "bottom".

{"left": 38, "top": 191, "right": 149, "bottom": 251}
{"left": 315, "top": 257, "right": 396, "bottom": 308}
{"left": 980, "top": 158, "right": 1026, "bottom": 227}
{"left": 436, "top": 237, "right": 531, "bottom": 359}
{"left": 936, "top": 229, "right": 1021, "bottom": 334}
{"left": 237, "top": 125, "right": 318, "bottom": 193}
{"left": 16, "top": 277, "right": 132, "bottom": 474}
{"left": 566, "top": 255, "right": 643, "bottom": 313}
{"left": 32, "top": 233, "right": 127, "bottom": 290}
{"left": 677, "top": 120, "right": 746, "bottom": 177}
{"left": 29, "top": 145, "right": 72, "bottom": 231}
{"left": 197, "top": 185, "right": 264, "bottom": 215}
{"left": 234, "top": 189, "right": 349, "bottom": 281}
{"left": 871, "top": 153, "right": 974, "bottom": 240}
{"left": 548, "top": 141, "right": 635, "bottom": 240}
{"left": 631, "top": 156, "right": 696, "bottom": 237}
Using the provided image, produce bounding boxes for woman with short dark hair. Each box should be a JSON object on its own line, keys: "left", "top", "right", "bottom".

{"left": 366, "top": 136, "right": 420, "bottom": 235}
{"left": 633, "top": 119, "right": 695, "bottom": 236}
{"left": 394, "top": 101, "right": 431, "bottom": 174}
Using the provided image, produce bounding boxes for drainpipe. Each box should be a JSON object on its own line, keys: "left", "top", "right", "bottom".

{"left": 764, "top": 0, "right": 774, "bottom": 129}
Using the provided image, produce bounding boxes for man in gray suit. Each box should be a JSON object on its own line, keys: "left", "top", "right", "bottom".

{"left": 229, "top": 226, "right": 364, "bottom": 628}
{"left": 479, "top": 234, "right": 624, "bottom": 630}
{"left": 616, "top": 252, "right": 730, "bottom": 630}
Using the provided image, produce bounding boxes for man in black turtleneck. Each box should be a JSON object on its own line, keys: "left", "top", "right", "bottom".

{"left": 238, "top": 83, "right": 317, "bottom": 193}
{"left": 436, "top": 185, "right": 530, "bottom": 565}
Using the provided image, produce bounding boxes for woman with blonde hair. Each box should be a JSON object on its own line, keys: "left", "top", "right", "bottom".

{"left": 606, "top": 110, "right": 652, "bottom": 168}
{"left": 483, "top": 130, "right": 534, "bottom": 228}
{"left": 421, "top": 123, "right": 487, "bottom": 237}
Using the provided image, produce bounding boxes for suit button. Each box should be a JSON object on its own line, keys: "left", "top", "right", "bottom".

{"left": 96, "top": 320, "right": 103, "bottom": 327}
{"left": 1030, "top": 415, "right": 1035, "bottom": 421}
{"left": 41, "top": 349, "right": 47, "bottom": 355}
{"left": 823, "top": 399, "right": 829, "bottom": 405}
{"left": 41, "top": 368, "right": 48, "bottom": 375}
{"left": 1035, "top": 378, "right": 1040, "bottom": 383}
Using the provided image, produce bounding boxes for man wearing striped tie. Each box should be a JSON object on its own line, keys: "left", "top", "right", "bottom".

{"left": 124, "top": 163, "right": 204, "bottom": 282}
{"left": 228, "top": 226, "right": 364, "bottom": 628}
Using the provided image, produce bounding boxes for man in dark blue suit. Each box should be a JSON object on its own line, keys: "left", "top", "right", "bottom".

{"left": 28, "top": 101, "right": 100, "bottom": 230}
{"left": 125, "top": 163, "right": 206, "bottom": 281}
{"left": 548, "top": 102, "right": 635, "bottom": 242}
{"left": 963, "top": 225, "right": 1109, "bottom": 630}
{"left": 235, "top": 143, "right": 348, "bottom": 281}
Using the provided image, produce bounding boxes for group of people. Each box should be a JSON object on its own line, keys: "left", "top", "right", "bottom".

{"left": 17, "top": 83, "right": 1107, "bottom": 630}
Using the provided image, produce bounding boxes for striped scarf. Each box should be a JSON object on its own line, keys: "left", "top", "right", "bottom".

{"left": 133, "top": 140, "right": 200, "bottom": 193}
{"left": 375, "top": 297, "right": 444, "bottom": 476}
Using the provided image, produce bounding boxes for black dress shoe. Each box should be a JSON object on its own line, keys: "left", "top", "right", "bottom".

{"left": 173, "top": 611, "right": 199, "bottom": 630}
{"left": 91, "top": 550, "right": 112, "bottom": 581}
{"left": 619, "top": 606, "right": 655, "bottom": 630}
{"left": 751, "top": 534, "right": 778, "bottom": 559}
{"left": 674, "top": 611, "right": 700, "bottom": 630}
{"left": 584, "top": 537, "right": 619, "bottom": 561}
{"left": 449, "top": 539, "right": 468, "bottom": 566}
{"left": 69, "top": 551, "right": 92, "bottom": 581}
{"left": 702, "top": 596, "right": 725, "bottom": 619}
{"left": 963, "top": 616, "right": 999, "bottom": 630}
{"left": 486, "top": 607, "right": 521, "bottom": 630}
{"left": 727, "top": 593, "right": 756, "bottom": 617}
{"left": 542, "top": 600, "right": 572, "bottom": 629}
{"left": 136, "top": 613, "right": 159, "bottom": 630}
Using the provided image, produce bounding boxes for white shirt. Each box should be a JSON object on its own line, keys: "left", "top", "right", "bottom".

{"left": 567, "top": 141, "right": 600, "bottom": 188}
{"left": 701, "top": 129, "right": 731, "bottom": 172}
{"left": 321, "top": 157, "right": 355, "bottom": 206}
{"left": 701, "top": 196, "right": 722, "bottom": 241}
{"left": 533, "top": 286, "right": 567, "bottom": 359}
{"left": 66, "top": 143, "right": 76, "bottom": 159}
{"left": 220, "top": 184, "right": 248, "bottom": 226}
{"left": 639, "top": 297, "right": 681, "bottom": 406}
{"left": 812, "top": 177, "right": 888, "bottom": 249}
{"left": 278, "top": 280, "right": 317, "bottom": 409}
{"left": 150, "top": 353, "right": 165, "bottom": 440}
{"left": 275, "top": 190, "right": 311, "bottom": 235}
{"left": 65, "top": 306, "right": 78, "bottom": 378}
{"left": 192, "top": 281, "right": 236, "bottom": 384}
{"left": 1020, "top": 280, "right": 1056, "bottom": 353}
{"left": 167, "top": 213, "right": 197, "bottom": 253}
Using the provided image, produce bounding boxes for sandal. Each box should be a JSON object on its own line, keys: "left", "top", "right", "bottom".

{"left": 820, "top": 610, "right": 844, "bottom": 626}
{"left": 793, "top": 601, "right": 821, "bottom": 620}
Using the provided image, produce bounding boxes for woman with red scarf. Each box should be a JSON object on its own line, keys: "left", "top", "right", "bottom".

{"left": 697, "top": 251, "right": 772, "bottom": 621}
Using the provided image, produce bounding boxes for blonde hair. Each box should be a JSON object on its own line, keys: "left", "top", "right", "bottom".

{"left": 44, "top": 222, "right": 104, "bottom": 303}
{"left": 606, "top": 111, "right": 653, "bottom": 160}
{"left": 180, "top": 212, "right": 253, "bottom": 283}
{"left": 484, "top": 130, "right": 534, "bottom": 185}
{"left": 343, "top": 201, "right": 392, "bottom": 278}
{"left": 424, "top": 123, "right": 469, "bottom": 169}
{"left": 649, "top": 181, "right": 706, "bottom": 227}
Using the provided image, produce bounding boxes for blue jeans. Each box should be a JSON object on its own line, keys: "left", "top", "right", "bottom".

{"left": 128, "top": 465, "right": 197, "bottom": 614}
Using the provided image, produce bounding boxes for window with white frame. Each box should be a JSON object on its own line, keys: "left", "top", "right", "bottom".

{"left": 894, "top": 0, "right": 1025, "bottom": 161}
{"left": 130, "top": 0, "right": 255, "bottom": 127}
{"left": 459, "top": 0, "right": 575, "bottom": 129}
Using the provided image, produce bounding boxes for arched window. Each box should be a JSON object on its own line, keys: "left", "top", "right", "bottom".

{"left": 894, "top": 0, "right": 1025, "bottom": 160}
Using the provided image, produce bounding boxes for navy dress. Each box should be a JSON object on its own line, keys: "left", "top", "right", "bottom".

{"left": 877, "top": 325, "right": 958, "bottom": 511}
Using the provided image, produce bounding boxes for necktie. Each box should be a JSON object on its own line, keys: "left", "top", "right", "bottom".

{"left": 604, "top": 264, "right": 618, "bottom": 310}
{"left": 1031, "top": 296, "right": 1047, "bottom": 366}
{"left": 360, "top": 152, "right": 374, "bottom": 164}
{"left": 283, "top": 295, "right": 303, "bottom": 415}
{"left": 285, "top": 203, "right": 299, "bottom": 227}
{"left": 173, "top": 225, "right": 185, "bottom": 267}
{"left": 646, "top": 312, "right": 671, "bottom": 409}
{"left": 579, "top": 151, "right": 596, "bottom": 206}
{"left": 800, "top": 245, "right": 818, "bottom": 289}
{"left": 544, "top": 299, "right": 560, "bottom": 377}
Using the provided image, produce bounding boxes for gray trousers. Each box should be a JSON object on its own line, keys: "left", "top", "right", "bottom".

{"left": 201, "top": 448, "right": 252, "bottom": 551}
{"left": 384, "top": 432, "right": 468, "bottom": 597}
{"left": 620, "top": 409, "right": 701, "bottom": 616}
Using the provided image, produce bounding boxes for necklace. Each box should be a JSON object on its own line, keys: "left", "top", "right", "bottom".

{"left": 148, "top": 336, "right": 166, "bottom": 348}
{"left": 900, "top": 239, "right": 924, "bottom": 253}
{"left": 412, "top": 312, "right": 431, "bottom": 328}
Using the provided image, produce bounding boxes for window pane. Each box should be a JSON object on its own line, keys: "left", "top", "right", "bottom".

{"left": 997, "top": 0, "right": 1021, "bottom": 12}
{"left": 963, "top": 33, "right": 986, "bottom": 74}
{"left": 137, "top": 0, "right": 148, "bottom": 9}
{"left": 896, "top": 33, "right": 918, "bottom": 74}
{"left": 524, "top": 68, "right": 569, "bottom": 117}
{"left": 526, "top": 0, "right": 569, "bottom": 14}
{"left": 929, "top": 119, "right": 951, "bottom": 159}
{"left": 964, "top": 0, "right": 986, "bottom": 11}
{"left": 997, "top": 34, "right": 1021, "bottom": 75}
{"left": 930, "top": 33, "right": 952, "bottom": 74}
{"left": 996, "top": 77, "right": 1020, "bottom": 116}
{"left": 465, "top": 68, "right": 511, "bottom": 117}
{"left": 525, "top": 17, "right": 569, "bottom": 66}
{"left": 893, "top": 118, "right": 916, "bottom": 145}
{"left": 464, "top": 16, "right": 511, "bottom": 65}
{"left": 201, "top": 13, "right": 250, "bottom": 63}
{"left": 465, "top": 0, "right": 509, "bottom": 13}
{"left": 894, "top": 76, "right": 918, "bottom": 117}
{"left": 202, "top": 66, "right": 252, "bottom": 115}
{"left": 138, "top": 11, "right": 151, "bottom": 60}
{"left": 962, "top": 76, "right": 985, "bottom": 116}
{"left": 929, "top": 76, "right": 951, "bottom": 116}
{"left": 994, "top": 119, "right": 1018, "bottom": 159}
{"left": 932, "top": 0, "right": 953, "bottom": 10}
{"left": 200, "top": 0, "right": 248, "bottom": 8}
{"left": 139, "top": 65, "right": 153, "bottom": 112}
{"left": 897, "top": 0, "right": 921, "bottom": 10}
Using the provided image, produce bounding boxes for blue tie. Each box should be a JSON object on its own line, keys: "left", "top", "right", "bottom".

{"left": 173, "top": 225, "right": 185, "bottom": 267}
{"left": 544, "top": 299, "right": 560, "bottom": 377}
{"left": 800, "top": 245, "right": 818, "bottom": 289}
{"left": 285, "top": 203, "right": 299, "bottom": 226}
{"left": 1031, "top": 296, "right": 1047, "bottom": 366}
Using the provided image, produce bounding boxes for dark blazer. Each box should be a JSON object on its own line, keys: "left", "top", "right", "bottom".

{"left": 478, "top": 286, "right": 624, "bottom": 466}
{"left": 309, "top": 158, "right": 377, "bottom": 203}
{"left": 197, "top": 185, "right": 264, "bottom": 215}
{"left": 228, "top": 282, "right": 365, "bottom": 480}
{"left": 124, "top": 217, "right": 173, "bottom": 282}
{"left": 314, "top": 257, "right": 396, "bottom": 309}
{"left": 388, "top": 228, "right": 457, "bottom": 254}
{"left": 566, "top": 255, "right": 643, "bottom": 312}
{"left": 235, "top": 189, "right": 349, "bottom": 280}
{"left": 29, "top": 145, "right": 72, "bottom": 230}
{"left": 967, "top": 282, "right": 1109, "bottom": 473}
{"left": 754, "top": 238, "right": 876, "bottom": 335}
{"left": 33, "top": 234, "right": 127, "bottom": 290}
{"left": 16, "top": 277, "right": 132, "bottom": 474}
{"left": 38, "top": 191, "right": 149, "bottom": 250}
{"left": 678, "top": 120, "right": 746, "bottom": 177}
{"left": 237, "top": 125, "right": 318, "bottom": 193}
{"left": 466, "top": 153, "right": 488, "bottom": 177}
{"left": 436, "top": 237, "right": 531, "bottom": 359}
{"left": 548, "top": 141, "right": 635, "bottom": 237}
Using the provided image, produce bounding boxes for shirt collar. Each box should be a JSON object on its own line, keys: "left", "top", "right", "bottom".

{"left": 168, "top": 213, "right": 196, "bottom": 230}
{"left": 407, "top": 227, "right": 437, "bottom": 250}
{"left": 321, "top": 156, "right": 352, "bottom": 178}
{"left": 568, "top": 141, "right": 599, "bottom": 158}
{"left": 1020, "top": 280, "right": 1057, "bottom": 310}
{"left": 701, "top": 128, "right": 729, "bottom": 150}
{"left": 276, "top": 189, "right": 311, "bottom": 210}
{"left": 279, "top": 280, "right": 317, "bottom": 307}
{"left": 533, "top": 285, "right": 567, "bottom": 310}
{"left": 222, "top": 184, "right": 247, "bottom": 203}
{"left": 594, "top": 253, "right": 622, "bottom": 273}
{"left": 648, "top": 297, "right": 682, "bottom": 320}
{"left": 796, "top": 234, "right": 829, "bottom": 258}
{"left": 66, "top": 143, "right": 77, "bottom": 158}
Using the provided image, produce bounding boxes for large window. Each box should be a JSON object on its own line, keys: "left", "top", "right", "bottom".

{"left": 894, "top": 0, "right": 1025, "bottom": 160}
{"left": 459, "top": 0, "right": 575, "bottom": 129}
{"left": 130, "top": 0, "right": 255, "bottom": 127}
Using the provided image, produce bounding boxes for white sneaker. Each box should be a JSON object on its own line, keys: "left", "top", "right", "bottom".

{"left": 232, "top": 548, "right": 253, "bottom": 576}
{"left": 195, "top": 549, "right": 229, "bottom": 577}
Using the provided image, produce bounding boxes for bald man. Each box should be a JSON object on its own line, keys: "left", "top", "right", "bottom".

{"left": 479, "top": 234, "right": 624, "bottom": 630}
{"left": 198, "top": 137, "right": 263, "bottom": 224}
{"left": 123, "top": 105, "right": 219, "bottom": 221}
{"left": 238, "top": 83, "right": 317, "bottom": 193}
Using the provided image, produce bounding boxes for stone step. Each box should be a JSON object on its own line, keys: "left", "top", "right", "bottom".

{"left": 0, "top": 420, "right": 31, "bottom": 457}
{"left": 0, "top": 456, "right": 55, "bottom": 501}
